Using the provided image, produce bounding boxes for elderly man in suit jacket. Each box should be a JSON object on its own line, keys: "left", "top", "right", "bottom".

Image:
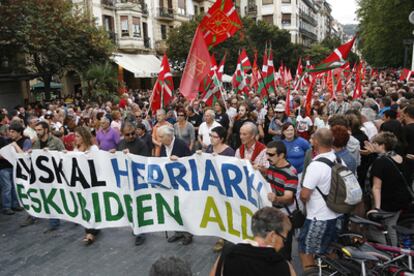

{"left": 158, "top": 125, "right": 193, "bottom": 245}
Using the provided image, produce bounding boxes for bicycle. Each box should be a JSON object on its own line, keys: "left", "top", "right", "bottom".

{"left": 303, "top": 210, "right": 414, "bottom": 276}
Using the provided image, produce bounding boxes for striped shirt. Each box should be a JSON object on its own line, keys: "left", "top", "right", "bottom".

{"left": 265, "top": 164, "right": 298, "bottom": 212}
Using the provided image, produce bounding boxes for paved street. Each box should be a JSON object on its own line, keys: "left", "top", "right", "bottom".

{"left": 1, "top": 212, "right": 302, "bottom": 276}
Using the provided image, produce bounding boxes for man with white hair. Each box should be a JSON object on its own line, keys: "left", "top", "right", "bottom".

{"left": 152, "top": 109, "right": 172, "bottom": 156}
{"left": 157, "top": 125, "right": 193, "bottom": 245}
{"left": 96, "top": 117, "right": 120, "bottom": 151}
{"left": 198, "top": 109, "right": 221, "bottom": 150}
{"left": 360, "top": 107, "right": 378, "bottom": 140}
{"left": 235, "top": 122, "right": 268, "bottom": 168}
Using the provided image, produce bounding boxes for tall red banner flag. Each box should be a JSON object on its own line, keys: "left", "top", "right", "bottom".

{"left": 199, "top": 0, "right": 242, "bottom": 47}
{"left": 150, "top": 54, "right": 174, "bottom": 111}
{"left": 179, "top": 28, "right": 212, "bottom": 100}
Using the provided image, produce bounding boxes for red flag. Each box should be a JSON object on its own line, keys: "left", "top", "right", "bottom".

{"left": 353, "top": 62, "right": 363, "bottom": 99}
{"left": 400, "top": 68, "right": 414, "bottom": 81}
{"left": 150, "top": 54, "right": 174, "bottom": 111}
{"left": 232, "top": 49, "right": 251, "bottom": 95}
{"left": 294, "top": 57, "right": 303, "bottom": 89}
{"left": 199, "top": 0, "right": 242, "bottom": 47}
{"left": 285, "top": 87, "right": 291, "bottom": 116}
{"left": 326, "top": 70, "right": 335, "bottom": 98}
{"left": 321, "top": 36, "right": 356, "bottom": 64}
{"left": 251, "top": 52, "right": 259, "bottom": 91}
{"left": 180, "top": 27, "right": 212, "bottom": 101}
{"left": 199, "top": 54, "right": 217, "bottom": 95}
{"left": 217, "top": 54, "right": 226, "bottom": 82}
{"left": 305, "top": 78, "right": 316, "bottom": 117}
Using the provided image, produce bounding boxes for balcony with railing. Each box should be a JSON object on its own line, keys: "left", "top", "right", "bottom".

{"left": 299, "top": 9, "right": 317, "bottom": 27}
{"left": 156, "top": 7, "right": 174, "bottom": 20}
{"left": 244, "top": 4, "right": 257, "bottom": 16}
{"left": 101, "top": 0, "right": 116, "bottom": 6}
{"left": 141, "top": 1, "right": 149, "bottom": 16}
{"left": 299, "top": 27, "right": 317, "bottom": 41}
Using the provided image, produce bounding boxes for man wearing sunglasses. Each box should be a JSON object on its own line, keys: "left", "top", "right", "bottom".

{"left": 264, "top": 141, "right": 298, "bottom": 261}
{"left": 114, "top": 122, "right": 150, "bottom": 246}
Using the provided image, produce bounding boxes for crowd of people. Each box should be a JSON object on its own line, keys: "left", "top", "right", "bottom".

{"left": 1, "top": 69, "right": 414, "bottom": 275}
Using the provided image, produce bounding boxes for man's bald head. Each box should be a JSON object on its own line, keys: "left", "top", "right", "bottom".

{"left": 313, "top": 128, "right": 333, "bottom": 148}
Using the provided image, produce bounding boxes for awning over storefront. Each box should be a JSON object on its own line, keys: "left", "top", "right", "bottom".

{"left": 112, "top": 53, "right": 161, "bottom": 78}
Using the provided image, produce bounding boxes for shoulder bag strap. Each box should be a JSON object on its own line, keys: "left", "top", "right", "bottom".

{"left": 384, "top": 156, "right": 414, "bottom": 198}
{"left": 314, "top": 157, "right": 333, "bottom": 201}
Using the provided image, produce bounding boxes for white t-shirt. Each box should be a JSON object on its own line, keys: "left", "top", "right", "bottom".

{"left": 226, "top": 107, "right": 237, "bottom": 126}
{"left": 314, "top": 117, "right": 327, "bottom": 129}
{"left": 302, "top": 150, "right": 342, "bottom": 220}
{"left": 198, "top": 121, "right": 221, "bottom": 146}
{"left": 362, "top": 121, "right": 378, "bottom": 140}
{"left": 296, "top": 115, "right": 313, "bottom": 132}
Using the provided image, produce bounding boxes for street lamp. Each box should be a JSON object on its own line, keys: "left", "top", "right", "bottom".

{"left": 409, "top": 11, "right": 414, "bottom": 70}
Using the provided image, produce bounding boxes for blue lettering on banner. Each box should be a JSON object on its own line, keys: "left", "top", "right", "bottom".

{"left": 201, "top": 160, "right": 225, "bottom": 195}
{"left": 243, "top": 166, "right": 258, "bottom": 207}
{"left": 148, "top": 164, "right": 164, "bottom": 187}
{"left": 165, "top": 162, "right": 190, "bottom": 191}
{"left": 188, "top": 159, "right": 200, "bottom": 191}
{"left": 111, "top": 158, "right": 129, "bottom": 188}
{"left": 221, "top": 163, "right": 245, "bottom": 200}
{"left": 132, "top": 161, "right": 147, "bottom": 190}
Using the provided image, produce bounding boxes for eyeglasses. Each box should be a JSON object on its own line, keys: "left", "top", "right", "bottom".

{"left": 209, "top": 134, "right": 220, "bottom": 139}
{"left": 275, "top": 231, "right": 287, "bottom": 244}
{"left": 266, "top": 152, "right": 276, "bottom": 157}
{"left": 124, "top": 132, "right": 135, "bottom": 137}
{"left": 177, "top": 114, "right": 185, "bottom": 117}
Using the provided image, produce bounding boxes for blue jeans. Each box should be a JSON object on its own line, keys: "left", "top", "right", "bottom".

{"left": 0, "top": 168, "right": 19, "bottom": 209}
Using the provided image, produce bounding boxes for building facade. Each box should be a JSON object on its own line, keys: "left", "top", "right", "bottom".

{"left": 239, "top": 0, "right": 333, "bottom": 46}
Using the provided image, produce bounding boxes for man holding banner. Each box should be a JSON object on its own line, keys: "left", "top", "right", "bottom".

{"left": 114, "top": 121, "right": 150, "bottom": 246}
{"left": 158, "top": 125, "right": 193, "bottom": 245}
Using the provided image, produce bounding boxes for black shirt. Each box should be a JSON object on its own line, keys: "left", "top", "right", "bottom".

{"left": 116, "top": 138, "right": 150, "bottom": 157}
{"left": 215, "top": 112, "right": 230, "bottom": 130}
{"left": 188, "top": 113, "right": 202, "bottom": 128}
{"left": 370, "top": 155, "right": 411, "bottom": 211}
{"left": 0, "top": 137, "right": 12, "bottom": 169}
{"left": 219, "top": 243, "right": 291, "bottom": 276}
{"left": 404, "top": 123, "right": 414, "bottom": 154}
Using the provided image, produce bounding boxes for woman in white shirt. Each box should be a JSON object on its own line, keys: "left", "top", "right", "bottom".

{"left": 74, "top": 126, "right": 99, "bottom": 244}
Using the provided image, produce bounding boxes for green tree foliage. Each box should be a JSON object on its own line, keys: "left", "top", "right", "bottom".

{"left": 167, "top": 18, "right": 300, "bottom": 74}
{"left": 357, "top": 0, "right": 414, "bottom": 67}
{"left": 84, "top": 62, "right": 118, "bottom": 102}
{"left": 0, "top": 0, "right": 114, "bottom": 97}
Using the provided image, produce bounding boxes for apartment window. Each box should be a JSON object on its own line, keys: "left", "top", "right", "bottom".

{"left": 161, "top": 24, "right": 167, "bottom": 40}
{"left": 120, "top": 16, "right": 129, "bottom": 37}
{"left": 103, "top": 15, "right": 114, "bottom": 32}
{"left": 177, "top": 0, "right": 186, "bottom": 15}
{"left": 282, "top": 0, "right": 291, "bottom": 3}
{"left": 132, "top": 17, "right": 141, "bottom": 37}
{"left": 262, "top": 0, "right": 273, "bottom": 5}
{"left": 262, "top": 15, "right": 273, "bottom": 25}
{"left": 200, "top": 7, "right": 205, "bottom": 14}
{"left": 194, "top": 5, "right": 198, "bottom": 15}
{"left": 282, "top": 13, "right": 291, "bottom": 25}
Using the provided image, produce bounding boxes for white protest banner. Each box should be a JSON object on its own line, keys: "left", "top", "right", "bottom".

{"left": 0, "top": 145, "right": 272, "bottom": 244}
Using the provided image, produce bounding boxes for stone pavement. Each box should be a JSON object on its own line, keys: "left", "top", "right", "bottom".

{"left": 0, "top": 212, "right": 302, "bottom": 276}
